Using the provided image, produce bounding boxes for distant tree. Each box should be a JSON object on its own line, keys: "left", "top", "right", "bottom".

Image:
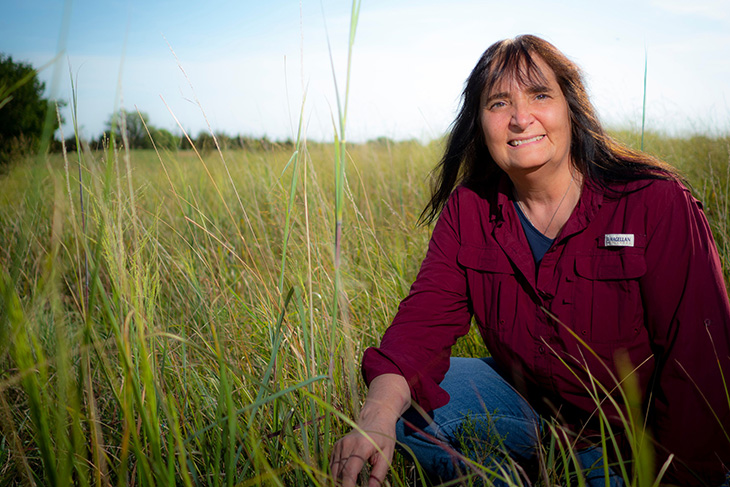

{"left": 105, "top": 109, "right": 153, "bottom": 149}
{"left": 192, "top": 131, "right": 232, "bottom": 152}
{"left": 368, "top": 136, "right": 396, "bottom": 146}
{"left": 278, "top": 138, "right": 294, "bottom": 150}
{"left": 178, "top": 131, "right": 194, "bottom": 150}
{"left": 234, "top": 135, "right": 276, "bottom": 151}
{"left": 213, "top": 132, "right": 231, "bottom": 150}
{"left": 49, "top": 135, "right": 83, "bottom": 153}
{"left": 0, "top": 53, "right": 61, "bottom": 165}
{"left": 148, "top": 127, "right": 179, "bottom": 151}
{"left": 102, "top": 110, "right": 181, "bottom": 151}
{"left": 237, "top": 135, "right": 256, "bottom": 150}
{"left": 90, "top": 132, "right": 110, "bottom": 152}
{"left": 195, "top": 131, "right": 216, "bottom": 152}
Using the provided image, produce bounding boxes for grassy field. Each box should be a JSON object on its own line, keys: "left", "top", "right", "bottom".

{"left": 0, "top": 130, "right": 728, "bottom": 486}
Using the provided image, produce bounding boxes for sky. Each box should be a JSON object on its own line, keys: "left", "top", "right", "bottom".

{"left": 2, "top": 0, "right": 729, "bottom": 143}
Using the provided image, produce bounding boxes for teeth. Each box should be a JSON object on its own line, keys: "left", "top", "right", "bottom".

{"left": 509, "top": 135, "right": 544, "bottom": 146}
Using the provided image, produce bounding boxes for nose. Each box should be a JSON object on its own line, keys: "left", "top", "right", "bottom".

{"left": 509, "top": 98, "right": 533, "bottom": 130}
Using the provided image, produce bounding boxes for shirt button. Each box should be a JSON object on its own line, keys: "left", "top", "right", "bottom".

{"left": 538, "top": 345, "right": 545, "bottom": 354}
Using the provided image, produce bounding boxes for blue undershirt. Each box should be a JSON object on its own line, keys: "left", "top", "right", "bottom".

{"left": 514, "top": 202, "right": 554, "bottom": 264}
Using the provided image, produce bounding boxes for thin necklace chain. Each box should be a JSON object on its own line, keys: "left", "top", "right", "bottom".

{"left": 515, "top": 173, "right": 574, "bottom": 236}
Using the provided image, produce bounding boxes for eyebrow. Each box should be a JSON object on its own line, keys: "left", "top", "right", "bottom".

{"left": 484, "top": 84, "right": 553, "bottom": 104}
{"left": 484, "top": 91, "right": 509, "bottom": 104}
{"left": 525, "top": 84, "right": 551, "bottom": 94}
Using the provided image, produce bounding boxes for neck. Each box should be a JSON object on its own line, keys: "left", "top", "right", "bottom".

{"left": 510, "top": 161, "right": 576, "bottom": 202}
{"left": 511, "top": 167, "right": 582, "bottom": 239}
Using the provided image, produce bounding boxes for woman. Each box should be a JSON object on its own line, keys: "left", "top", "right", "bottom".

{"left": 330, "top": 35, "right": 730, "bottom": 486}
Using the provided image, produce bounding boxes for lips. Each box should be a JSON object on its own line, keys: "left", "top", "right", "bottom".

{"left": 508, "top": 134, "right": 545, "bottom": 147}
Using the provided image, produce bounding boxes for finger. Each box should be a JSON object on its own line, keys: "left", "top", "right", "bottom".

{"left": 330, "top": 438, "right": 361, "bottom": 479}
{"left": 367, "top": 448, "right": 393, "bottom": 487}
{"left": 339, "top": 454, "right": 368, "bottom": 487}
{"left": 368, "top": 469, "right": 385, "bottom": 487}
{"left": 329, "top": 441, "right": 344, "bottom": 479}
{"left": 367, "top": 465, "right": 387, "bottom": 486}
{"left": 331, "top": 455, "right": 361, "bottom": 483}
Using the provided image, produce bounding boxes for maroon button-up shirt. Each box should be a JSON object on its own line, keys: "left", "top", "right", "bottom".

{"left": 362, "top": 174, "right": 730, "bottom": 485}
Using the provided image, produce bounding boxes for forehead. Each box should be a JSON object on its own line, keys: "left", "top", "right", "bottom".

{"left": 484, "top": 54, "right": 558, "bottom": 96}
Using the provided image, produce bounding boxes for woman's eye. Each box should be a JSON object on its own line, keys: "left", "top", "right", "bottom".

{"left": 489, "top": 101, "right": 506, "bottom": 109}
{"left": 535, "top": 93, "right": 549, "bottom": 100}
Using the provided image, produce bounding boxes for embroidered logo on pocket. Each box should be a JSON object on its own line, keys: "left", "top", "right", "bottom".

{"left": 604, "top": 234, "right": 634, "bottom": 247}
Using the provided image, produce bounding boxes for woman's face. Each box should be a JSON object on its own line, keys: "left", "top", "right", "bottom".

{"left": 480, "top": 55, "right": 572, "bottom": 178}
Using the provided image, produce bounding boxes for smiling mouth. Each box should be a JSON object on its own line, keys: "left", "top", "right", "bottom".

{"left": 508, "top": 135, "right": 545, "bottom": 147}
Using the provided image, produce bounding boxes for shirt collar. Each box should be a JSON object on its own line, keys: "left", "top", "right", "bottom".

{"left": 560, "top": 179, "right": 603, "bottom": 240}
{"left": 492, "top": 171, "right": 604, "bottom": 240}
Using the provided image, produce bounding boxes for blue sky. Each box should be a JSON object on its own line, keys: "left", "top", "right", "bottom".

{"left": 2, "top": 0, "right": 729, "bottom": 142}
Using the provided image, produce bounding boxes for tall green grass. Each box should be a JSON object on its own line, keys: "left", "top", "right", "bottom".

{"left": 0, "top": 132, "right": 439, "bottom": 485}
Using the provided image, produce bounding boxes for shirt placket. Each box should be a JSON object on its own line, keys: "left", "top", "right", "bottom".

{"left": 535, "top": 242, "right": 565, "bottom": 390}
{"left": 493, "top": 212, "right": 558, "bottom": 389}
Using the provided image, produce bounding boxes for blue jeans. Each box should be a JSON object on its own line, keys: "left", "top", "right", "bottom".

{"left": 395, "top": 357, "right": 623, "bottom": 486}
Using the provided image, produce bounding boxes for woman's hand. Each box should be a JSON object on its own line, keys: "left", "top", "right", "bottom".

{"left": 330, "top": 408, "right": 397, "bottom": 486}
{"left": 330, "top": 374, "right": 411, "bottom": 486}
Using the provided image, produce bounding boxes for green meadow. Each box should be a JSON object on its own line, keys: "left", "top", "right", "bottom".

{"left": 0, "top": 129, "right": 728, "bottom": 486}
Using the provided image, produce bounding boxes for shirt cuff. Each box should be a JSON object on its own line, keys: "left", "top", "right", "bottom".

{"left": 361, "top": 347, "right": 450, "bottom": 413}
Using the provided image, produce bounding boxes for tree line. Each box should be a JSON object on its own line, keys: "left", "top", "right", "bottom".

{"left": 50, "top": 109, "right": 295, "bottom": 153}
{"left": 0, "top": 54, "right": 295, "bottom": 167}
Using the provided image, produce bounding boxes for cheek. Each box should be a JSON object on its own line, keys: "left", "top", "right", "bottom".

{"left": 544, "top": 110, "right": 571, "bottom": 143}
{"left": 557, "top": 112, "right": 572, "bottom": 146}
{"left": 480, "top": 114, "right": 501, "bottom": 148}
{"left": 554, "top": 105, "right": 572, "bottom": 137}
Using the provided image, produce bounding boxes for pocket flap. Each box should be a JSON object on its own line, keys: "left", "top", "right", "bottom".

{"left": 457, "top": 245, "right": 514, "bottom": 273}
{"left": 575, "top": 252, "right": 646, "bottom": 280}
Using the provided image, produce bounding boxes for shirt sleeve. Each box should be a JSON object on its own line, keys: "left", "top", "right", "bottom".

{"left": 361, "top": 188, "right": 473, "bottom": 412}
{"left": 640, "top": 182, "right": 730, "bottom": 486}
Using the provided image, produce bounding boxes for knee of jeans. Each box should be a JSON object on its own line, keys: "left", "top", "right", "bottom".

{"left": 444, "top": 411, "right": 541, "bottom": 457}
{"left": 577, "top": 446, "right": 625, "bottom": 487}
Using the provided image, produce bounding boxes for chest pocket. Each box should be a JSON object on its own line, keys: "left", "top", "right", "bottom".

{"left": 574, "top": 250, "right": 646, "bottom": 344}
{"left": 457, "top": 245, "right": 514, "bottom": 273}
{"left": 457, "top": 245, "right": 518, "bottom": 337}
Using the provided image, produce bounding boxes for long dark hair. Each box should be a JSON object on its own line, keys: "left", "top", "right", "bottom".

{"left": 419, "top": 34, "right": 678, "bottom": 225}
